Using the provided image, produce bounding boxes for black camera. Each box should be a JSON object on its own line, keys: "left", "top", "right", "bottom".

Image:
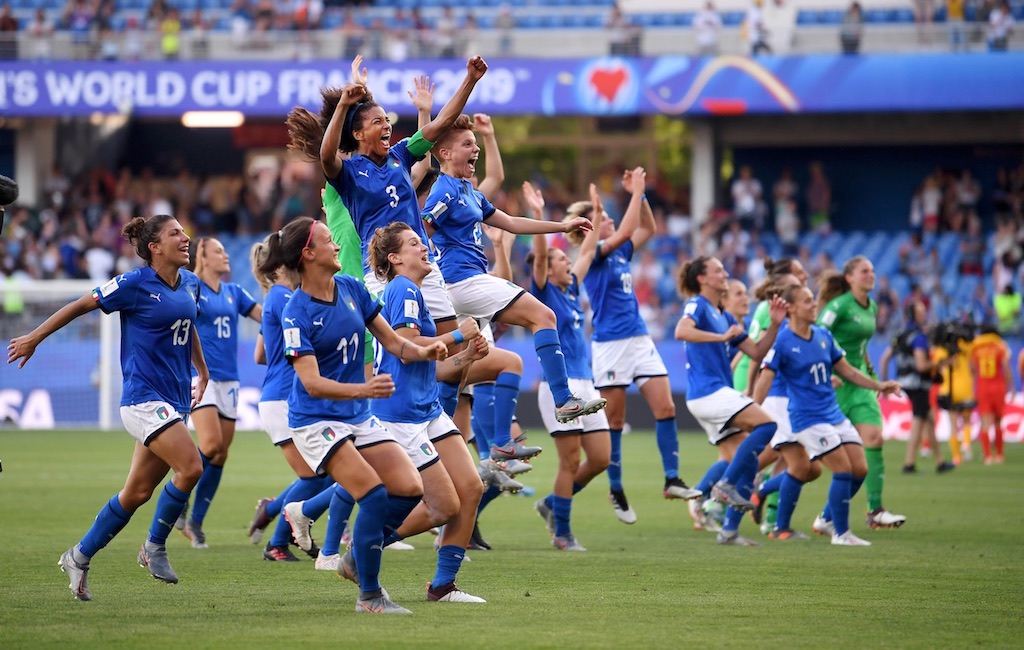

{"left": 929, "top": 317, "right": 976, "bottom": 354}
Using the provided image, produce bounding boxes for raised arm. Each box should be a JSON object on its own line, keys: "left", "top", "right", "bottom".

{"left": 600, "top": 166, "right": 647, "bottom": 254}
{"left": 7, "top": 293, "right": 99, "bottom": 368}
{"left": 409, "top": 74, "right": 436, "bottom": 188}
{"left": 571, "top": 183, "right": 606, "bottom": 283}
{"left": 320, "top": 83, "right": 368, "bottom": 180}
{"left": 420, "top": 56, "right": 488, "bottom": 143}
{"left": 474, "top": 114, "right": 505, "bottom": 200}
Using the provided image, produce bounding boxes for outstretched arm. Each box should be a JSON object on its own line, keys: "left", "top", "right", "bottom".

{"left": 599, "top": 166, "right": 647, "bottom": 254}
{"left": 7, "top": 293, "right": 99, "bottom": 368}
{"left": 571, "top": 183, "right": 606, "bottom": 283}
{"left": 409, "top": 74, "right": 436, "bottom": 188}
{"left": 420, "top": 56, "right": 488, "bottom": 143}
{"left": 835, "top": 357, "right": 902, "bottom": 395}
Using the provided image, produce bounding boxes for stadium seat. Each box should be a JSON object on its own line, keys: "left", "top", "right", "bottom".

{"left": 796, "top": 10, "right": 818, "bottom": 25}
{"left": 722, "top": 11, "right": 745, "bottom": 26}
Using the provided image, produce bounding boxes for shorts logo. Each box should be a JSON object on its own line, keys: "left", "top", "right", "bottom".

{"left": 321, "top": 427, "right": 337, "bottom": 441}
{"left": 156, "top": 406, "right": 170, "bottom": 421}
{"left": 820, "top": 437, "right": 827, "bottom": 447}
{"left": 420, "top": 442, "right": 435, "bottom": 457}
{"left": 607, "top": 370, "right": 615, "bottom": 381}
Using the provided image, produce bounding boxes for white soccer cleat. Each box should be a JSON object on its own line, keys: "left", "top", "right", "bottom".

{"left": 812, "top": 512, "right": 836, "bottom": 537}
{"left": 831, "top": 530, "right": 872, "bottom": 546}
{"left": 609, "top": 490, "right": 637, "bottom": 524}
{"left": 283, "top": 501, "right": 314, "bottom": 552}
{"left": 866, "top": 508, "right": 907, "bottom": 529}
{"left": 387, "top": 540, "right": 415, "bottom": 551}
{"left": 314, "top": 551, "right": 340, "bottom": 572}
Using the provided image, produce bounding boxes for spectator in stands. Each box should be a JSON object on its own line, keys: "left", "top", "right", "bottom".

{"left": 946, "top": 0, "right": 966, "bottom": 50}
{"left": 987, "top": 0, "right": 1014, "bottom": 51}
{"left": 27, "top": 8, "right": 54, "bottom": 61}
{"left": 64, "top": 0, "right": 96, "bottom": 59}
{"left": 188, "top": 9, "right": 211, "bottom": 59}
{"left": 694, "top": 1, "right": 723, "bottom": 56}
{"left": 161, "top": 8, "right": 182, "bottom": 60}
{"left": 339, "top": 8, "right": 366, "bottom": 60}
{"left": 123, "top": 16, "right": 145, "bottom": 60}
{"left": 462, "top": 13, "right": 480, "bottom": 58}
{"left": 921, "top": 173, "right": 942, "bottom": 233}
{"left": 496, "top": 4, "right": 515, "bottom": 56}
{"left": 436, "top": 6, "right": 458, "bottom": 59}
{"left": 915, "top": 0, "right": 936, "bottom": 43}
{"left": 743, "top": 0, "right": 771, "bottom": 56}
{"left": 608, "top": 3, "right": 640, "bottom": 56}
{"left": 0, "top": 4, "right": 18, "bottom": 60}
{"left": 875, "top": 275, "right": 899, "bottom": 334}
{"left": 969, "top": 284, "right": 995, "bottom": 324}
{"left": 959, "top": 215, "right": 986, "bottom": 276}
{"left": 229, "top": 0, "right": 253, "bottom": 47}
{"left": 839, "top": 2, "right": 864, "bottom": 54}
{"left": 731, "top": 165, "right": 763, "bottom": 230}
{"left": 993, "top": 283, "right": 1021, "bottom": 335}
{"left": 409, "top": 8, "right": 433, "bottom": 57}
{"left": 806, "top": 161, "right": 832, "bottom": 233}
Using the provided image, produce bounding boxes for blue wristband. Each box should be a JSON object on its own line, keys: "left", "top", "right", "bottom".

{"left": 451, "top": 330, "right": 465, "bottom": 345}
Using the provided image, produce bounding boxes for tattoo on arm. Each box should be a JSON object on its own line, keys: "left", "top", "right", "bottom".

{"left": 453, "top": 356, "right": 462, "bottom": 368}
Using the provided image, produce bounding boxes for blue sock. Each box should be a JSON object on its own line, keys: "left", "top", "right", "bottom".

{"left": 552, "top": 495, "right": 572, "bottom": 537}
{"left": 722, "top": 423, "right": 778, "bottom": 486}
{"left": 655, "top": 417, "right": 679, "bottom": 479}
{"left": 608, "top": 428, "right": 623, "bottom": 491}
{"left": 189, "top": 452, "right": 223, "bottom": 525}
{"left": 490, "top": 372, "right": 521, "bottom": 449}
{"left": 431, "top": 544, "right": 467, "bottom": 589}
{"left": 266, "top": 483, "right": 290, "bottom": 519}
{"left": 79, "top": 494, "right": 132, "bottom": 557}
{"left": 774, "top": 473, "right": 804, "bottom": 530}
{"left": 269, "top": 476, "right": 330, "bottom": 548}
{"left": 722, "top": 480, "right": 752, "bottom": 533}
{"left": 696, "top": 460, "right": 728, "bottom": 495}
{"left": 382, "top": 494, "right": 421, "bottom": 547}
{"left": 438, "top": 381, "right": 460, "bottom": 418}
{"left": 352, "top": 485, "right": 388, "bottom": 595}
{"left": 758, "top": 472, "right": 786, "bottom": 498}
{"left": 148, "top": 482, "right": 189, "bottom": 546}
{"left": 534, "top": 328, "right": 573, "bottom": 405}
{"left": 829, "top": 472, "right": 853, "bottom": 536}
{"left": 322, "top": 485, "right": 356, "bottom": 557}
{"left": 850, "top": 475, "right": 865, "bottom": 501}
{"left": 301, "top": 477, "right": 337, "bottom": 518}
{"left": 545, "top": 482, "right": 586, "bottom": 511}
{"left": 477, "top": 484, "right": 502, "bottom": 515}
{"left": 472, "top": 383, "right": 496, "bottom": 459}
{"left": 573, "top": 482, "right": 585, "bottom": 495}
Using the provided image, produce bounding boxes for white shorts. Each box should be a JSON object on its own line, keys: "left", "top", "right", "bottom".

{"left": 447, "top": 273, "right": 525, "bottom": 322}
{"left": 120, "top": 401, "right": 185, "bottom": 446}
{"left": 795, "top": 419, "right": 862, "bottom": 461}
{"left": 291, "top": 416, "right": 395, "bottom": 476}
{"left": 365, "top": 261, "right": 457, "bottom": 322}
{"left": 258, "top": 400, "right": 291, "bottom": 446}
{"left": 191, "top": 378, "right": 239, "bottom": 420}
{"left": 378, "top": 412, "right": 459, "bottom": 470}
{"left": 592, "top": 335, "right": 668, "bottom": 389}
{"left": 763, "top": 396, "right": 797, "bottom": 450}
{"left": 686, "top": 386, "right": 754, "bottom": 445}
{"left": 538, "top": 378, "right": 609, "bottom": 435}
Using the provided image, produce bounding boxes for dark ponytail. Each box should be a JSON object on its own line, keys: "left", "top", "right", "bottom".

{"left": 677, "top": 255, "right": 711, "bottom": 297}
{"left": 121, "top": 214, "right": 174, "bottom": 264}
{"left": 257, "top": 216, "right": 316, "bottom": 276}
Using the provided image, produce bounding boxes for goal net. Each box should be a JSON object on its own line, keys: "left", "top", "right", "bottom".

{"left": 0, "top": 280, "right": 121, "bottom": 429}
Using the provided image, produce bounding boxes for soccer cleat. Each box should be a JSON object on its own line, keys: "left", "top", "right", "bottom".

{"left": 936, "top": 461, "right": 956, "bottom": 474}
{"left": 387, "top": 540, "right": 415, "bottom": 551}
{"left": 688, "top": 498, "right": 709, "bottom": 531}
{"left": 552, "top": 534, "right": 587, "bottom": 551}
{"left": 749, "top": 492, "right": 765, "bottom": 525}
{"left": 831, "top": 530, "right": 872, "bottom": 546}
{"left": 340, "top": 523, "right": 353, "bottom": 547}
{"left": 355, "top": 593, "right": 412, "bottom": 614}
{"left": 338, "top": 549, "right": 359, "bottom": 584}
{"left": 663, "top": 477, "right": 702, "bottom": 500}
{"left": 490, "top": 442, "right": 542, "bottom": 462}
{"left": 174, "top": 501, "right": 188, "bottom": 533}
{"left": 609, "top": 489, "right": 637, "bottom": 524}
{"left": 314, "top": 551, "right": 340, "bottom": 572}
{"left": 866, "top": 508, "right": 907, "bottom": 529}
{"left": 554, "top": 396, "right": 607, "bottom": 423}
{"left": 534, "top": 498, "right": 555, "bottom": 534}
{"left": 138, "top": 542, "right": 179, "bottom": 583}
{"left": 711, "top": 480, "right": 755, "bottom": 511}
{"left": 701, "top": 499, "right": 725, "bottom": 531}
{"left": 716, "top": 530, "right": 759, "bottom": 546}
{"left": 767, "top": 527, "right": 810, "bottom": 540}
{"left": 58, "top": 548, "right": 92, "bottom": 601}
{"left": 901, "top": 464, "right": 917, "bottom": 474}
{"left": 185, "top": 519, "right": 208, "bottom": 549}
{"left": 427, "top": 581, "right": 486, "bottom": 603}
{"left": 469, "top": 522, "right": 491, "bottom": 551}
{"left": 247, "top": 497, "right": 274, "bottom": 544}
{"left": 263, "top": 544, "right": 299, "bottom": 562}
{"left": 496, "top": 458, "right": 534, "bottom": 476}
{"left": 962, "top": 446, "right": 974, "bottom": 462}
{"left": 812, "top": 513, "right": 836, "bottom": 537}
{"left": 283, "top": 502, "right": 314, "bottom": 552}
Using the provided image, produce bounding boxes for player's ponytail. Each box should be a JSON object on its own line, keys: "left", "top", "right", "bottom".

{"left": 121, "top": 214, "right": 174, "bottom": 265}
{"left": 187, "top": 237, "right": 207, "bottom": 275}
{"left": 817, "top": 270, "right": 849, "bottom": 308}
{"left": 285, "top": 106, "right": 323, "bottom": 163}
{"left": 251, "top": 237, "right": 300, "bottom": 293}
{"left": 368, "top": 222, "right": 413, "bottom": 282}
{"left": 677, "top": 256, "right": 711, "bottom": 297}
{"left": 562, "top": 201, "right": 593, "bottom": 247}
{"left": 258, "top": 216, "right": 315, "bottom": 276}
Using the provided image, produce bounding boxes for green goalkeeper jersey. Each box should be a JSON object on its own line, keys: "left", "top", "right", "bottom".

{"left": 817, "top": 291, "right": 878, "bottom": 374}
{"left": 324, "top": 182, "right": 364, "bottom": 279}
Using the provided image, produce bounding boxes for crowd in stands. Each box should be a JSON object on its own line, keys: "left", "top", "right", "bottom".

{"left": 4, "top": 157, "right": 1024, "bottom": 344}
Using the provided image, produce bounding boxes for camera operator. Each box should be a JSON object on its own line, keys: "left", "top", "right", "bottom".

{"left": 880, "top": 300, "right": 955, "bottom": 474}
{"left": 930, "top": 316, "right": 978, "bottom": 466}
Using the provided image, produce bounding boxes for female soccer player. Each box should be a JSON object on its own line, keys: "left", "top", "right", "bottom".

{"left": 675, "top": 256, "right": 785, "bottom": 546}
{"left": 564, "top": 169, "right": 699, "bottom": 524}
{"left": 755, "top": 284, "right": 902, "bottom": 546}
{"left": 818, "top": 256, "right": 906, "bottom": 528}
{"left": 177, "top": 236, "right": 261, "bottom": 549}
{"left": 423, "top": 122, "right": 605, "bottom": 460}
{"left": 258, "top": 216, "right": 447, "bottom": 615}
{"left": 9, "top": 214, "right": 208, "bottom": 600}
{"left": 364, "top": 221, "right": 489, "bottom": 601}
{"left": 249, "top": 239, "right": 333, "bottom": 561}
{"left": 969, "top": 322, "right": 1011, "bottom": 464}
{"left": 529, "top": 183, "right": 613, "bottom": 551}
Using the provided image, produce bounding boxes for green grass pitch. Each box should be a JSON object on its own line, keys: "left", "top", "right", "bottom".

{"left": 1, "top": 430, "right": 1022, "bottom": 649}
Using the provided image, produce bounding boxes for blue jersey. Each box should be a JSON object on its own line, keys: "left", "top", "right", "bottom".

{"left": 92, "top": 266, "right": 201, "bottom": 414}
{"left": 421, "top": 173, "right": 497, "bottom": 284}
{"left": 682, "top": 294, "right": 748, "bottom": 400}
{"left": 530, "top": 274, "right": 591, "bottom": 380}
{"left": 326, "top": 138, "right": 429, "bottom": 274}
{"left": 259, "top": 284, "right": 295, "bottom": 403}
{"left": 763, "top": 325, "right": 847, "bottom": 433}
{"left": 371, "top": 275, "right": 442, "bottom": 424}
{"left": 193, "top": 281, "right": 256, "bottom": 382}
{"left": 282, "top": 275, "right": 382, "bottom": 427}
{"left": 583, "top": 240, "right": 647, "bottom": 341}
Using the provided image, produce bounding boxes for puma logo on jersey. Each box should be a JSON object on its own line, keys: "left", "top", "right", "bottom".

{"left": 149, "top": 293, "right": 161, "bottom": 302}
{"left": 283, "top": 317, "right": 296, "bottom": 325}
{"left": 358, "top": 170, "right": 370, "bottom": 178}
{"left": 313, "top": 318, "right": 324, "bottom": 327}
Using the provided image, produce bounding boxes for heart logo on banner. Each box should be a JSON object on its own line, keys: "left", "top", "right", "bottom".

{"left": 589, "top": 67, "right": 628, "bottom": 103}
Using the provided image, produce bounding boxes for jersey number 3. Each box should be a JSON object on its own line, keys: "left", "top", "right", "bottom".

{"left": 386, "top": 185, "right": 399, "bottom": 208}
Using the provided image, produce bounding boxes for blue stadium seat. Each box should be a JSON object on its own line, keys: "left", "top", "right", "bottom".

{"left": 796, "top": 10, "right": 818, "bottom": 24}
{"left": 821, "top": 9, "right": 843, "bottom": 24}
{"left": 864, "top": 9, "right": 888, "bottom": 23}
{"left": 517, "top": 15, "right": 542, "bottom": 29}
{"left": 895, "top": 8, "right": 916, "bottom": 22}
{"left": 721, "top": 11, "right": 744, "bottom": 25}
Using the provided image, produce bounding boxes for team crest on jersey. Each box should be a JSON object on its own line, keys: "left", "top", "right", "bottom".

{"left": 98, "top": 277, "right": 120, "bottom": 297}
{"left": 321, "top": 427, "right": 336, "bottom": 441}
{"left": 420, "top": 442, "right": 435, "bottom": 457}
{"left": 284, "top": 327, "right": 301, "bottom": 349}
{"left": 821, "top": 340, "right": 827, "bottom": 349}
{"left": 404, "top": 299, "right": 419, "bottom": 320}
{"left": 156, "top": 406, "right": 169, "bottom": 421}
{"left": 227, "top": 296, "right": 233, "bottom": 304}
{"left": 391, "top": 161, "right": 401, "bottom": 168}
{"left": 346, "top": 297, "right": 357, "bottom": 312}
